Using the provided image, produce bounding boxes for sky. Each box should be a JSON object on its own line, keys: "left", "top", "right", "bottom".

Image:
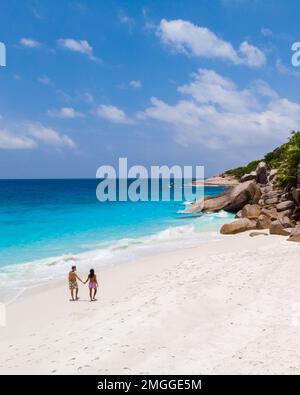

{"left": 1, "top": 0, "right": 300, "bottom": 178}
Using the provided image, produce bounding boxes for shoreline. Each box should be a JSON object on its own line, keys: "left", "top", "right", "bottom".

{"left": 0, "top": 212, "right": 235, "bottom": 304}
{"left": 194, "top": 174, "right": 240, "bottom": 187}
{"left": 1, "top": 232, "right": 300, "bottom": 374}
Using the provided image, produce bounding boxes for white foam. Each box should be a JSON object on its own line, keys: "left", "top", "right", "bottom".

{"left": 0, "top": 213, "right": 233, "bottom": 303}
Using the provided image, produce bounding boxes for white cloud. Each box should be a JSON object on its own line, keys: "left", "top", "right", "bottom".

{"left": 276, "top": 58, "right": 300, "bottom": 77}
{"left": 57, "top": 38, "right": 101, "bottom": 62}
{"left": 20, "top": 38, "right": 41, "bottom": 48}
{"left": 83, "top": 92, "right": 94, "bottom": 104}
{"left": 95, "top": 104, "right": 132, "bottom": 124}
{"left": 118, "top": 12, "right": 135, "bottom": 31}
{"left": 0, "top": 129, "right": 36, "bottom": 149}
{"left": 142, "top": 7, "right": 156, "bottom": 31}
{"left": 261, "top": 27, "right": 273, "bottom": 37}
{"left": 48, "top": 107, "right": 84, "bottom": 119}
{"left": 115, "top": 82, "right": 127, "bottom": 90}
{"left": 27, "top": 123, "right": 76, "bottom": 149}
{"left": 177, "top": 69, "right": 256, "bottom": 113}
{"left": 129, "top": 80, "right": 142, "bottom": 89}
{"left": 238, "top": 41, "right": 266, "bottom": 67}
{"left": 157, "top": 19, "right": 266, "bottom": 67}
{"left": 139, "top": 68, "right": 300, "bottom": 149}
{"left": 37, "top": 76, "right": 51, "bottom": 85}
{"left": 0, "top": 122, "right": 76, "bottom": 150}
{"left": 249, "top": 80, "right": 278, "bottom": 99}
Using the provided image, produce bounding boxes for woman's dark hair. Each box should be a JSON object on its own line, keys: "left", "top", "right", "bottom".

{"left": 89, "top": 269, "right": 95, "bottom": 278}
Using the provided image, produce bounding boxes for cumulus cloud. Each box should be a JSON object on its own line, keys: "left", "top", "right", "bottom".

{"left": 27, "top": 123, "right": 76, "bottom": 149}
{"left": 138, "top": 68, "right": 300, "bottom": 149}
{"left": 95, "top": 104, "right": 132, "bottom": 124}
{"left": 48, "top": 107, "right": 84, "bottom": 119}
{"left": 0, "top": 122, "right": 76, "bottom": 150}
{"left": 118, "top": 12, "right": 135, "bottom": 31}
{"left": 129, "top": 80, "right": 142, "bottom": 89}
{"left": 261, "top": 27, "right": 273, "bottom": 37}
{"left": 276, "top": 58, "right": 300, "bottom": 77}
{"left": 37, "top": 76, "right": 51, "bottom": 85}
{"left": 57, "top": 38, "right": 101, "bottom": 62}
{"left": 0, "top": 129, "right": 36, "bottom": 149}
{"left": 157, "top": 19, "right": 266, "bottom": 67}
{"left": 20, "top": 38, "right": 41, "bottom": 48}
{"left": 83, "top": 92, "right": 94, "bottom": 104}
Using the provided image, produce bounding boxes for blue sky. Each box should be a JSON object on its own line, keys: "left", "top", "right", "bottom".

{"left": 1, "top": 0, "right": 300, "bottom": 178}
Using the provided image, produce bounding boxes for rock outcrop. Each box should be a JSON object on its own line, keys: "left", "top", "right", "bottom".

{"left": 256, "top": 214, "right": 271, "bottom": 230}
{"left": 240, "top": 161, "right": 268, "bottom": 185}
{"left": 268, "top": 169, "right": 278, "bottom": 183}
{"left": 276, "top": 200, "right": 295, "bottom": 212}
{"left": 256, "top": 161, "right": 268, "bottom": 184}
{"left": 188, "top": 180, "right": 261, "bottom": 214}
{"left": 269, "top": 221, "right": 290, "bottom": 236}
{"left": 288, "top": 228, "right": 300, "bottom": 242}
{"left": 189, "top": 162, "right": 300, "bottom": 241}
{"left": 249, "top": 231, "right": 268, "bottom": 237}
{"left": 241, "top": 204, "right": 261, "bottom": 219}
{"left": 240, "top": 171, "right": 257, "bottom": 183}
{"left": 220, "top": 218, "right": 256, "bottom": 235}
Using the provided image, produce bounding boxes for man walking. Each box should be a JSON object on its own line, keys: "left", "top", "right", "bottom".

{"left": 68, "top": 265, "right": 83, "bottom": 301}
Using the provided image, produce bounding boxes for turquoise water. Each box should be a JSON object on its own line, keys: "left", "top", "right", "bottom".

{"left": 0, "top": 179, "right": 234, "bottom": 301}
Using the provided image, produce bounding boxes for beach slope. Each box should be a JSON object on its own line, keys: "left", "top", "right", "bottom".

{"left": 0, "top": 233, "right": 300, "bottom": 375}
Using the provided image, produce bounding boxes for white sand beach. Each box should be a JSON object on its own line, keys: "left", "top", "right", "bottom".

{"left": 1, "top": 232, "right": 300, "bottom": 375}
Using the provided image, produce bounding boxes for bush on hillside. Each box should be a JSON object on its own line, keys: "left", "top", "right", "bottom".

{"left": 276, "top": 131, "right": 300, "bottom": 189}
{"left": 226, "top": 131, "right": 300, "bottom": 190}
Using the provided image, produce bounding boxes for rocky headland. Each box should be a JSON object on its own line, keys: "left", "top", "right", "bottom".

{"left": 188, "top": 133, "right": 300, "bottom": 242}
{"left": 193, "top": 173, "right": 239, "bottom": 186}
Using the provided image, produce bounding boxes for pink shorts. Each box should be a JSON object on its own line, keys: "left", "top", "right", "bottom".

{"left": 89, "top": 281, "right": 97, "bottom": 289}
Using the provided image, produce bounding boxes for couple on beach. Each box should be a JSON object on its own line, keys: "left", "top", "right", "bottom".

{"left": 68, "top": 265, "right": 99, "bottom": 302}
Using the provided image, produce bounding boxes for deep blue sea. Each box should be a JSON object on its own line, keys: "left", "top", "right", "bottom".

{"left": 0, "top": 179, "right": 234, "bottom": 301}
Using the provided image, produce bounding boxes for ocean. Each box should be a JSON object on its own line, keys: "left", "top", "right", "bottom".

{"left": 0, "top": 179, "right": 234, "bottom": 302}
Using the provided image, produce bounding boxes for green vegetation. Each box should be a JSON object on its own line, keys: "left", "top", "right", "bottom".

{"left": 276, "top": 132, "right": 300, "bottom": 189}
{"left": 226, "top": 160, "right": 261, "bottom": 179}
{"left": 226, "top": 131, "right": 300, "bottom": 190}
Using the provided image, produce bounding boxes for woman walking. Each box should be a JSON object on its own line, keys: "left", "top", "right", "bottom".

{"left": 84, "top": 269, "right": 99, "bottom": 302}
